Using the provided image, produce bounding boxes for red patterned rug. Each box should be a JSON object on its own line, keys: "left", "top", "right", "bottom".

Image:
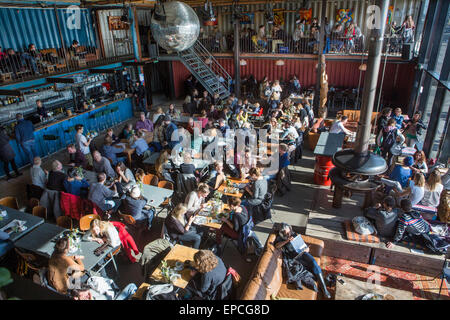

{"left": 321, "top": 256, "right": 449, "bottom": 300}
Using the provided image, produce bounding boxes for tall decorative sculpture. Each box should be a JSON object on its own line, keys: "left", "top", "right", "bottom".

{"left": 319, "top": 54, "right": 328, "bottom": 118}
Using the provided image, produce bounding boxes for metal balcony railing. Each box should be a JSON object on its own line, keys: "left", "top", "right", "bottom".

{"left": 0, "top": 39, "right": 134, "bottom": 85}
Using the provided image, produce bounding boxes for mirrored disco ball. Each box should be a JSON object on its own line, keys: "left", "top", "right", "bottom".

{"left": 150, "top": 1, "right": 200, "bottom": 52}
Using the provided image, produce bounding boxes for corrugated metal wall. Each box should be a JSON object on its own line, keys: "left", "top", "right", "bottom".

{"left": 0, "top": 7, "right": 95, "bottom": 51}
{"left": 209, "top": 0, "right": 422, "bottom": 37}
{"left": 97, "top": 9, "right": 134, "bottom": 57}
{"left": 171, "top": 58, "right": 415, "bottom": 107}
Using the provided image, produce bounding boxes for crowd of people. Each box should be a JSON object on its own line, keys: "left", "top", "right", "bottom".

{"left": 198, "top": 15, "right": 416, "bottom": 55}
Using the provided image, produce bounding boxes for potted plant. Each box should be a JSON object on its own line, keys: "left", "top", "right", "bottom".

{"left": 67, "top": 228, "right": 81, "bottom": 254}
{"left": 160, "top": 260, "right": 171, "bottom": 283}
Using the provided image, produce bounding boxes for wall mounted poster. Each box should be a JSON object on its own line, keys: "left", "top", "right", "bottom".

{"left": 298, "top": 8, "right": 312, "bottom": 23}
{"left": 336, "top": 9, "right": 354, "bottom": 26}
{"left": 273, "top": 9, "right": 285, "bottom": 26}
{"left": 240, "top": 13, "right": 254, "bottom": 25}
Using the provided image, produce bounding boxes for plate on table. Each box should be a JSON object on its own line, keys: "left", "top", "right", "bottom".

{"left": 193, "top": 216, "right": 208, "bottom": 225}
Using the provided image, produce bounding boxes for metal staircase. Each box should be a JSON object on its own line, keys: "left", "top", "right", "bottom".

{"left": 178, "top": 40, "right": 231, "bottom": 101}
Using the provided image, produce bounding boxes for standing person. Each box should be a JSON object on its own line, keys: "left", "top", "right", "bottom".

{"left": 401, "top": 15, "right": 415, "bottom": 43}
{"left": 376, "top": 107, "right": 392, "bottom": 134}
{"left": 392, "top": 107, "right": 404, "bottom": 130}
{"left": 75, "top": 124, "right": 93, "bottom": 167}
{"left": 36, "top": 100, "right": 48, "bottom": 122}
{"left": 404, "top": 111, "right": 427, "bottom": 149}
{"left": 270, "top": 80, "right": 282, "bottom": 110}
{"left": 134, "top": 81, "right": 146, "bottom": 113}
{"left": 376, "top": 118, "right": 405, "bottom": 166}
{"left": 256, "top": 25, "right": 268, "bottom": 50}
{"left": 14, "top": 113, "right": 37, "bottom": 165}
{"left": 0, "top": 126, "right": 21, "bottom": 180}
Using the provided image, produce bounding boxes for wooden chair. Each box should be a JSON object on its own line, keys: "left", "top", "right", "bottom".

{"left": 56, "top": 216, "right": 73, "bottom": 229}
{"left": 156, "top": 181, "right": 174, "bottom": 216}
{"left": 79, "top": 214, "right": 100, "bottom": 231}
{"left": 14, "top": 248, "right": 43, "bottom": 277}
{"left": 142, "top": 174, "right": 159, "bottom": 186}
{"left": 118, "top": 211, "right": 137, "bottom": 226}
{"left": 32, "top": 206, "right": 47, "bottom": 220}
{"left": 0, "top": 196, "right": 19, "bottom": 210}
{"left": 26, "top": 197, "right": 40, "bottom": 214}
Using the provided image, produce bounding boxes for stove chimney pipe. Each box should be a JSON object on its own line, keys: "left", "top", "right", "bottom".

{"left": 354, "top": 0, "right": 390, "bottom": 155}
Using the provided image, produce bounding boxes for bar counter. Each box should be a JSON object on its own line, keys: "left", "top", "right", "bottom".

{"left": 1, "top": 96, "right": 134, "bottom": 176}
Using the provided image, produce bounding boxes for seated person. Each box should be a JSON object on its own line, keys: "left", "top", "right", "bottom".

{"left": 185, "top": 183, "right": 210, "bottom": 214}
{"left": 420, "top": 170, "right": 444, "bottom": 207}
{"left": 198, "top": 110, "right": 209, "bottom": 129}
{"left": 237, "top": 148, "right": 257, "bottom": 180}
{"left": 165, "top": 204, "right": 205, "bottom": 249}
{"left": 135, "top": 112, "right": 154, "bottom": 133}
{"left": 411, "top": 150, "right": 428, "bottom": 175}
{"left": 180, "top": 152, "right": 196, "bottom": 176}
{"left": 63, "top": 167, "right": 89, "bottom": 198}
{"left": 155, "top": 150, "right": 174, "bottom": 183}
{"left": 387, "top": 199, "right": 430, "bottom": 248}
{"left": 119, "top": 186, "right": 154, "bottom": 229}
{"left": 88, "top": 172, "right": 118, "bottom": 213}
{"left": 114, "top": 162, "right": 136, "bottom": 192}
{"left": 216, "top": 197, "right": 249, "bottom": 245}
{"left": 48, "top": 237, "right": 85, "bottom": 295}
{"left": 152, "top": 107, "right": 165, "bottom": 124}
{"left": 364, "top": 196, "right": 398, "bottom": 239}
{"left": 102, "top": 136, "right": 126, "bottom": 165}
{"left": 380, "top": 156, "right": 413, "bottom": 192}
{"left": 166, "top": 103, "right": 179, "bottom": 118}
{"left": 394, "top": 172, "right": 425, "bottom": 206}
{"left": 131, "top": 131, "right": 151, "bottom": 159}
{"left": 93, "top": 150, "right": 116, "bottom": 179}
{"left": 280, "top": 121, "right": 299, "bottom": 141}
{"left": 185, "top": 250, "right": 228, "bottom": 300}
{"left": 106, "top": 128, "right": 120, "bottom": 145}
{"left": 88, "top": 219, "right": 121, "bottom": 248}
{"left": 120, "top": 123, "right": 134, "bottom": 140}
{"left": 67, "top": 144, "right": 87, "bottom": 169}
{"left": 47, "top": 160, "right": 68, "bottom": 192}
{"left": 274, "top": 223, "right": 331, "bottom": 299}
{"left": 330, "top": 116, "right": 353, "bottom": 135}
{"left": 162, "top": 115, "right": 180, "bottom": 150}
{"left": 242, "top": 167, "right": 268, "bottom": 209}
{"left": 30, "top": 156, "right": 47, "bottom": 189}
{"left": 206, "top": 161, "right": 226, "bottom": 190}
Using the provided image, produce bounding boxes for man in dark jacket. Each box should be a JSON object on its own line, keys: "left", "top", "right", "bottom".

{"left": 0, "top": 127, "right": 21, "bottom": 180}
{"left": 88, "top": 172, "right": 119, "bottom": 212}
{"left": 364, "top": 196, "right": 398, "bottom": 239}
{"left": 387, "top": 199, "right": 430, "bottom": 248}
{"left": 119, "top": 186, "right": 154, "bottom": 229}
{"left": 162, "top": 115, "right": 180, "bottom": 150}
{"left": 46, "top": 160, "right": 67, "bottom": 192}
{"left": 15, "top": 113, "right": 37, "bottom": 165}
{"left": 134, "top": 81, "right": 146, "bottom": 113}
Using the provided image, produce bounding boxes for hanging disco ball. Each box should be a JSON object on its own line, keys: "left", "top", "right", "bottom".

{"left": 150, "top": 1, "right": 200, "bottom": 52}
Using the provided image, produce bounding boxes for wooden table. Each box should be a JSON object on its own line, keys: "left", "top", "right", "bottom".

{"left": 193, "top": 201, "right": 231, "bottom": 230}
{"left": 335, "top": 275, "right": 414, "bottom": 300}
{"left": 150, "top": 244, "right": 199, "bottom": 289}
{"left": 122, "top": 132, "right": 153, "bottom": 165}
{"left": 217, "top": 177, "right": 249, "bottom": 198}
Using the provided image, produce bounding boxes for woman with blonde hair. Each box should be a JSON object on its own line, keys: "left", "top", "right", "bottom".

{"left": 89, "top": 219, "right": 121, "bottom": 248}
{"left": 185, "top": 183, "right": 210, "bottom": 213}
{"left": 165, "top": 203, "right": 205, "bottom": 248}
{"left": 420, "top": 170, "right": 444, "bottom": 208}
{"left": 187, "top": 249, "right": 227, "bottom": 300}
{"left": 395, "top": 172, "right": 425, "bottom": 206}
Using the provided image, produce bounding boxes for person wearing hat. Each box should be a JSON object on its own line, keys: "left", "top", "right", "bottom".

{"left": 378, "top": 156, "right": 414, "bottom": 194}
{"left": 119, "top": 186, "right": 155, "bottom": 229}
{"left": 162, "top": 115, "right": 180, "bottom": 150}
